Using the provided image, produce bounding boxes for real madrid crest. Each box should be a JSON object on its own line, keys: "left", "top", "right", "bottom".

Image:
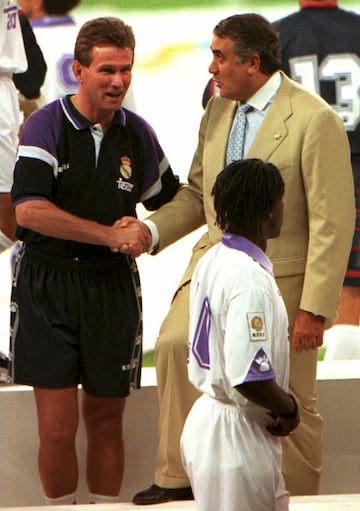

{"left": 120, "top": 156, "right": 132, "bottom": 179}
{"left": 117, "top": 156, "right": 134, "bottom": 192}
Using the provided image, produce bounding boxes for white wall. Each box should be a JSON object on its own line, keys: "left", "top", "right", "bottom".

{"left": 1, "top": 363, "right": 360, "bottom": 507}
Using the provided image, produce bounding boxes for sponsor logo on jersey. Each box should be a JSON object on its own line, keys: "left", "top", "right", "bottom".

{"left": 247, "top": 312, "right": 267, "bottom": 341}
{"left": 58, "top": 163, "right": 70, "bottom": 173}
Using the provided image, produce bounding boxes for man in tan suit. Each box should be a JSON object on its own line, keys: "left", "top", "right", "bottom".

{"left": 130, "top": 13, "right": 355, "bottom": 504}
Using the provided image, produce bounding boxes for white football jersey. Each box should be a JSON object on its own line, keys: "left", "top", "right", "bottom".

{"left": 31, "top": 16, "right": 78, "bottom": 102}
{"left": 188, "top": 235, "right": 289, "bottom": 407}
{"left": 31, "top": 15, "right": 137, "bottom": 110}
{"left": 0, "top": 0, "right": 27, "bottom": 75}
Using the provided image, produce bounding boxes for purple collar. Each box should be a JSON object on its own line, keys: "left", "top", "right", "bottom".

{"left": 222, "top": 233, "right": 273, "bottom": 274}
{"left": 31, "top": 15, "right": 75, "bottom": 28}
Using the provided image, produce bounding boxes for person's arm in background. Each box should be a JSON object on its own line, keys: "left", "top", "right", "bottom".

{"left": 13, "top": 12, "right": 47, "bottom": 130}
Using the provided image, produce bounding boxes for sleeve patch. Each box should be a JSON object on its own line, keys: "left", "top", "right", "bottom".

{"left": 244, "top": 348, "right": 275, "bottom": 383}
{"left": 247, "top": 312, "right": 267, "bottom": 342}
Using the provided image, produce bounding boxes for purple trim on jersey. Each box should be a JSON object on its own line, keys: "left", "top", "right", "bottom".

{"left": 60, "top": 97, "right": 84, "bottom": 131}
{"left": 20, "top": 97, "right": 126, "bottom": 159}
{"left": 14, "top": 196, "right": 48, "bottom": 206}
{"left": 124, "top": 108, "right": 167, "bottom": 198}
{"left": 5, "top": 4, "right": 17, "bottom": 14}
{"left": 20, "top": 100, "right": 64, "bottom": 158}
{"left": 60, "top": 95, "right": 126, "bottom": 131}
{"left": 18, "top": 97, "right": 168, "bottom": 203}
{"left": 243, "top": 348, "right": 275, "bottom": 383}
{"left": 191, "top": 297, "right": 211, "bottom": 370}
{"left": 31, "top": 15, "right": 75, "bottom": 28}
{"left": 222, "top": 233, "right": 273, "bottom": 275}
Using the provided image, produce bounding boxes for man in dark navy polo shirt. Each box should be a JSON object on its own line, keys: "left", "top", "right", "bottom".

{"left": 9, "top": 16, "right": 180, "bottom": 505}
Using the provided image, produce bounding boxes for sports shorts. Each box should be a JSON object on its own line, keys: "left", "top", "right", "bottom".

{"left": 9, "top": 246, "right": 142, "bottom": 397}
{"left": 181, "top": 394, "right": 288, "bottom": 511}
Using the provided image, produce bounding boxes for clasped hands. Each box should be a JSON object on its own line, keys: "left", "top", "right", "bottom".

{"left": 108, "top": 216, "right": 152, "bottom": 257}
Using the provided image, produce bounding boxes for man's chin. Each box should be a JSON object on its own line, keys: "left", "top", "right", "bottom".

{"left": 218, "top": 88, "right": 232, "bottom": 100}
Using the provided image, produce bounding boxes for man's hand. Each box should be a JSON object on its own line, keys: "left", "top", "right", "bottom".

{"left": 291, "top": 309, "right": 325, "bottom": 353}
{"left": 266, "top": 395, "right": 300, "bottom": 437}
{"left": 266, "top": 411, "right": 300, "bottom": 437}
{"left": 109, "top": 216, "right": 152, "bottom": 257}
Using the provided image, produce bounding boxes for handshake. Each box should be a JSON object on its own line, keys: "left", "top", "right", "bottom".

{"left": 108, "top": 216, "right": 152, "bottom": 257}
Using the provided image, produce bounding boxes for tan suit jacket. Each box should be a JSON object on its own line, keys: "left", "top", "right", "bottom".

{"left": 149, "top": 73, "right": 355, "bottom": 325}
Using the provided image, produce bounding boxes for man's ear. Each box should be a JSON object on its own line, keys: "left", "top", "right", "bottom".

{"left": 72, "top": 60, "right": 82, "bottom": 84}
{"left": 248, "top": 53, "right": 261, "bottom": 75}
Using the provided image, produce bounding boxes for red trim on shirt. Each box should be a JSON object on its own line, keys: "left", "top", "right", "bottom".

{"left": 346, "top": 270, "right": 360, "bottom": 278}
{"left": 301, "top": 1, "right": 338, "bottom": 8}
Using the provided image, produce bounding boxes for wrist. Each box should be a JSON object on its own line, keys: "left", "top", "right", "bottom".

{"left": 300, "top": 309, "right": 326, "bottom": 323}
{"left": 278, "top": 394, "right": 298, "bottom": 419}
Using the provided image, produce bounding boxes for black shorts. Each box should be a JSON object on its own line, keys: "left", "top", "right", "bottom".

{"left": 9, "top": 247, "right": 142, "bottom": 398}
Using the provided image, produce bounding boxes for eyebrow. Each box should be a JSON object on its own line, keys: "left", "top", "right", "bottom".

{"left": 98, "top": 63, "right": 132, "bottom": 71}
{"left": 211, "top": 48, "right": 224, "bottom": 58}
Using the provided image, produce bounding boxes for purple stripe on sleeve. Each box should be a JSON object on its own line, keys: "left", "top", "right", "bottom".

{"left": 19, "top": 100, "right": 63, "bottom": 159}
{"left": 243, "top": 348, "right": 275, "bottom": 383}
{"left": 124, "top": 109, "right": 165, "bottom": 197}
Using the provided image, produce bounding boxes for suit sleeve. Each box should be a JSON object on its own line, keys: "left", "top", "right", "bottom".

{"left": 300, "top": 106, "right": 355, "bottom": 322}
{"left": 146, "top": 106, "right": 210, "bottom": 250}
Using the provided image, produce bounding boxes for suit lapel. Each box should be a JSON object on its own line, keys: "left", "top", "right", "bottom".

{"left": 205, "top": 74, "right": 295, "bottom": 170}
{"left": 204, "top": 97, "right": 236, "bottom": 173}
{"left": 248, "top": 74, "right": 293, "bottom": 161}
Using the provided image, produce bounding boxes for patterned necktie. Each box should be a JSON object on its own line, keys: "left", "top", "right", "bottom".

{"left": 226, "top": 103, "right": 252, "bottom": 166}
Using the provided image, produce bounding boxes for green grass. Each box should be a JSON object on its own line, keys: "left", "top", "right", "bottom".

{"left": 81, "top": 0, "right": 226, "bottom": 8}
{"left": 142, "top": 349, "right": 155, "bottom": 367}
{"left": 79, "top": 0, "right": 359, "bottom": 11}
{"left": 317, "top": 345, "right": 327, "bottom": 362}
{"left": 142, "top": 347, "right": 325, "bottom": 367}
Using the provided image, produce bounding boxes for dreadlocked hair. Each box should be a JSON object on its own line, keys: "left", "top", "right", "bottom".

{"left": 212, "top": 158, "right": 284, "bottom": 237}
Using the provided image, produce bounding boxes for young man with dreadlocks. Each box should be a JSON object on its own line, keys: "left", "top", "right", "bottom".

{"left": 180, "top": 158, "right": 300, "bottom": 511}
{"left": 132, "top": 14, "right": 354, "bottom": 503}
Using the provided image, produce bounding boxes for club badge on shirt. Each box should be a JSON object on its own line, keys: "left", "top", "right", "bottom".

{"left": 120, "top": 155, "right": 132, "bottom": 179}
{"left": 247, "top": 312, "right": 267, "bottom": 341}
{"left": 117, "top": 155, "right": 134, "bottom": 192}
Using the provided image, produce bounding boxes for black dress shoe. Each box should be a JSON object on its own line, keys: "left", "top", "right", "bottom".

{"left": 132, "top": 484, "right": 194, "bottom": 505}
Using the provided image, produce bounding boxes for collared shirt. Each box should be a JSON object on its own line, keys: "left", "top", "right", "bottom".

{"left": 147, "top": 72, "right": 283, "bottom": 251}
{"left": 242, "top": 71, "right": 282, "bottom": 157}
{"left": 222, "top": 233, "right": 273, "bottom": 275}
{"left": 188, "top": 234, "right": 289, "bottom": 403}
{"left": 12, "top": 96, "right": 179, "bottom": 259}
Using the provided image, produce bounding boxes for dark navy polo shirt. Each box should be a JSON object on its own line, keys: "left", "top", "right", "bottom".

{"left": 12, "top": 95, "right": 179, "bottom": 259}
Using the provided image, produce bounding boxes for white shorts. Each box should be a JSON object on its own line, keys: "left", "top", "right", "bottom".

{"left": 180, "top": 394, "right": 289, "bottom": 511}
{"left": 0, "top": 76, "right": 20, "bottom": 192}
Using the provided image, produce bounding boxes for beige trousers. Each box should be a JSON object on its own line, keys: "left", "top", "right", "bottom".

{"left": 154, "top": 269, "right": 322, "bottom": 495}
